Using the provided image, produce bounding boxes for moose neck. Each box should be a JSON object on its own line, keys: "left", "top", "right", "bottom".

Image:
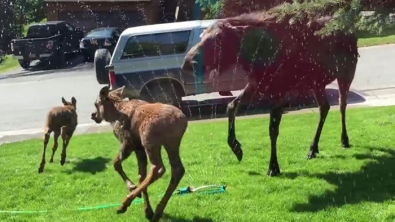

{"left": 107, "top": 99, "right": 129, "bottom": 125}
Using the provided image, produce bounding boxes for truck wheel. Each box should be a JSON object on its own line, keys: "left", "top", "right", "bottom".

{"left": 51, "top": 48, "right": 65, "bottom": 69}
{"left": 83, "top": 53, "right": 93, "bottom": 63}
{"left": 140, "top": 80, "right": 185, "bottom": 108}
{"left": 18, "top": 60, "right": 30, "bottom": 69}
{"left": 94, "top": 49, "right": 111, "bottom": 85}
{"left": 57, "top": 49, "right": 66, "bottom": 69}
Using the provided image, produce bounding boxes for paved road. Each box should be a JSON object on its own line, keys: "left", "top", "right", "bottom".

{"left": 0, "top": 44, "right": 394, "bottom": 138}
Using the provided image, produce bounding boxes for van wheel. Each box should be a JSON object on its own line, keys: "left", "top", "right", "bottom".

{"left": 94, "top": 49, "right": 111, "bottom": 85}
{"left": 140, "top": 81, "right": 184, "bottom": 107}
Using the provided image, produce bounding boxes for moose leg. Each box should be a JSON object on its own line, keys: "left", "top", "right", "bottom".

{"left": 227, "top": 83, "right": 256, "bottom": 162}
{"left": 135, "top": 147, "right": 154, "bottom": 220}
{"left": 267, "top": 106, "right": 284, "bottom": 176}
{"left": 117, "top": 145, "right": 165, "bottom": 214}
{"left": 307, "top": 88, "right": 330, "bottom": 159}
{"left": 49, "top": 129, "right": 60, "bottom": 163}
{"left": 338, "top": 78, "right": 352, "bottom": 148}
{"left": 38, "top": 127, "right": 52, "bottom": 173}
{"left": 60, "top": 126, "right": 73, "bottom": 166}
{"left": 150, "top": 142, "right": 185, "bottom": 222}
{"left": 113, "top": 141, "right": 141, "bottom": 197}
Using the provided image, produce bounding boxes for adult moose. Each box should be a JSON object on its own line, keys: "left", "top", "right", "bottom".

{"left": 181, "top": 11, "right": 359, "bottom": 176}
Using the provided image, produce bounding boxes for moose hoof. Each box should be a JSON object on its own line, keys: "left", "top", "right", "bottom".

{"left": 307, "top": 146, "right": 319, "bottom": 160}
{"left": 267, "top": 162, "right": 280, "bottom": 176}
{"left": 49, "top": 159, "right": 54, "bottom": 163}
{"left": 150, "top": 212, "right": 163, "bottom": 222}
{"left": 341, "top": 136, "right": 350, "bottom": 148}
{"left": 306, "top": 151, "right": 318, "bottom": 160}
{"left": 116, "top": 206, "right": 127, "bottom": 214}
{"left": 267, "top": 168, "right": 280, "bottom": 177}
{"left": 145, "top": 206, "right": 154, "bottom": 220}
{"left": 38, "top": 168, "right": 44, "bottom": 174}
{"left": 227, "top": 139, "right": 243, "bottom": 162}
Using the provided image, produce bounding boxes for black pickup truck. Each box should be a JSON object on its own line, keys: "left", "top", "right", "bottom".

{"left": 10, "top": 21, "right": 84, "bottom": 69}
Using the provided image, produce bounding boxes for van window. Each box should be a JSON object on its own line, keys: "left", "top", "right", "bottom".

{"left": 121, "top": 30, "right": 191, "bottom": 59}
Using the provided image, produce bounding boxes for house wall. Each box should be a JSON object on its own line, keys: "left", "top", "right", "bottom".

{"left": 45, "top": 1, "right": 161, "bottom": 26}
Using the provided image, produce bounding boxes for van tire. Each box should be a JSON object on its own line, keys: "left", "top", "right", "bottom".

{"left": 94, "top": 49, "right": 111, "bottom": 85}
{"left": 140, "top": 80, "right": 184, "bottom": 107}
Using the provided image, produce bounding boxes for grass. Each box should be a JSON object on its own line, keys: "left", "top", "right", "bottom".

{"left": 0, "top": 55, "right": 19, "bottom": 74}
{"left": 357, "top": 26, "right": 395, "bottom": 47}
{"left": 1, "top": 106, "right": 395, "bottom": 222}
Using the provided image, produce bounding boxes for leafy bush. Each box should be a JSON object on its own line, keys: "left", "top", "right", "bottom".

{"left": 197, "top": 0, "right": 395, "bottom": 36}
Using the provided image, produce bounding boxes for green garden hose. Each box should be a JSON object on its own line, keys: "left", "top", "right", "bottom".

{"left": 0, "top": 185, "right": 226, "bottom": 214}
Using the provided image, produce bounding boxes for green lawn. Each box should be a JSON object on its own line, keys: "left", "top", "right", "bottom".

{"left": 358, "top": 35, "right": 395, "bottom": 47}
{"left": 1, "top": 106, "right": 395, "bottom": 222}
{"left": 0, "top": 55, "right": 19, "bottom": 74}
{"left": 357, "top": 26, "right": 395, "bottom": 47}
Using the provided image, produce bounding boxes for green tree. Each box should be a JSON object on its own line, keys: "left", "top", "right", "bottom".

{"left": 0, "top": 0, "right": 16, "bottom": 51}
{"left": 270, "top": 0, "right": 395, "bottom": 36}
{"left": 220, "top": 0, "right": 290, "bottom": 18}
{"left": 197, "top": 0, "right": 395, "bottom": 35}
{"left": 195, "top": 0, "right": 224, "bottom": 19}
{"left": 12, "top": 0, "right": 46, "bottom": 25}
{"left": 0, "top": 0, "right": 46, "bottom": 51}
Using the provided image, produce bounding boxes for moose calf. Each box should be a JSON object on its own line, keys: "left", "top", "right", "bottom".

{"left": 38, "top": 97, "right": 78, "bottom": 173}
{"left": 91, "top": 86, "right": 188, "bottom": 221}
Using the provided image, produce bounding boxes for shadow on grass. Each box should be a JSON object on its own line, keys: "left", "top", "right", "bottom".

{"left": 291, "top": 147, "right": 395, "bottom": 212}
{"left": 68, "top": 156, "right": 111, "bottom": 174}
{"left": 248, "top": 171, "right": 262, "bottom": 176}
{"left": 161, "top": 213, "right": 214, "bottom": 222}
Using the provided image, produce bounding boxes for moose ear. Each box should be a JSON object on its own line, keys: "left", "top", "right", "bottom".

{"left": 99, "top": 86, "right": 109, "bottom": 98}
{"left": 119, "top": 86, "right": 127, "bottom": 97}
{"left": 61, "top": 97, "right": 67, "bottom": 105}
{"left": 109, "top": 86, "right": 123, "bottom": 98}
{"left": 71, "top": 97, "right": 77, "bottom": 106}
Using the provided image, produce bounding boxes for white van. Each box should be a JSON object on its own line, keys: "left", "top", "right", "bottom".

{"left": 94, "top": 19, "right": 247, "bottom": 106}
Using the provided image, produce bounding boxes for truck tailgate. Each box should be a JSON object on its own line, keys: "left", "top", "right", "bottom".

{"left": 12, "top": 37, "right": 59, "bottom": 60}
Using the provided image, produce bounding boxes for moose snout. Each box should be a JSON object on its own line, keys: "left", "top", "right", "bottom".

{"left": 90, "top": 112, "right": 96, "bottom": 119}
{"left": 91, "top": 112, "right": 102, "bottom": 124}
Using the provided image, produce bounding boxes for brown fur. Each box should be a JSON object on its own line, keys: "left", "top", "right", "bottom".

{"left": 91, "top": 86, "right": 188, "bottom": 221}
{"left": 38, "top": 97, "right": 78, "bottom": 173}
